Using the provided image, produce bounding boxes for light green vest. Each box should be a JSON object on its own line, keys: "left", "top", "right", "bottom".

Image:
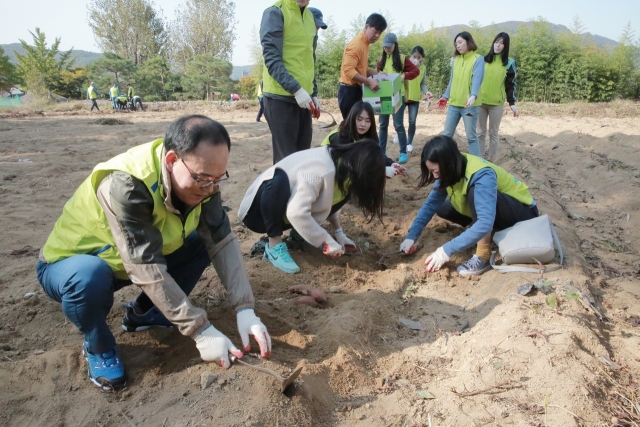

{"left": 88, "top": 86, "right": 98, "bottom": 100}
{"left": 381, "top": 54, "right": 406, "bottom": 96}
{"left": 404, "top": 63, "right": 426, "bottom": 102}
{"left": 262, "top": 0, "right": 316, "bottom": 96}
{"left": 447, "top": 153, "right": 533, "bottom": 217}
{"left": 449, "top": 52, "right": 482, "bottom": 107}
{"left": 320, "top": 128, "right": 339, "bottom": 146}
{"left": 479, "top": 58, "right": 513, "bottom": 106}
{"left": 110, "top": 87, "right": 118, "bottom": 97}
{"left": 256, "top": 81, "right": 263, "bottom": 98}
{"left": 42, "top": 140, "right": 205, "bottom": 279}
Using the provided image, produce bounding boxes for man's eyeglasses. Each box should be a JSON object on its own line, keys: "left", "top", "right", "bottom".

{"left": 181, "top": 159, "right": 229, "bottom": 188}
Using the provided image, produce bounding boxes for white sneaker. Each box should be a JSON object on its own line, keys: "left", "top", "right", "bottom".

{"left": 407, "top": 144, "right": 414, "bottom": 153}
{"left": 393, "top": 135, "right": 399, "bottom": 144}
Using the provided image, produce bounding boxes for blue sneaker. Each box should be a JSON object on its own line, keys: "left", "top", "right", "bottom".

{"left": 263, "top": 242, "right": 300, "bottom": 274}
{"left": 398, "top": 153, "right": 409, "bottom": 164}
{"left": 83, "top": 342, "right": 126, "bottom": 390}
{"left": 122, "top": 301, "right": 173, "bottom": 332}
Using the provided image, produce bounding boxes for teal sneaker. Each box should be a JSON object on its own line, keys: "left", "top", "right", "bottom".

{"left": 263, "top": 242, "right": 300, "bottom": 274}
{"left": 398, "top": 153, "right": 409, "bottom": 164}
{"left": 83, "top": 342, "right": 126, "bottom": 391}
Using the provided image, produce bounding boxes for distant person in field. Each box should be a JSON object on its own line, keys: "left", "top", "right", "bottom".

{"left": 437, "top": 31, "right": 485, "bottom": 156}
{"left": 110, "top": 84, "right": 120, "bottom": 110}
{"left": 129, "top": 95, "right": 144, "bottom": 111}
{"left": 126, "top": 83, "right": 134, "bottom": 101}
{"left": 87, "top": 82, "right": 100, "bottom": 112}
{"left": 477, "top": 32, "right": 518, "bottom": 162}
{"left": 338, "top": 13, "right": 387, "bottom": 119}
{"left": 256, "top": 80, "right": 265, "bottom": 122}
{"left": 403, "top": 46, "right": 434, "bottom": 154}
{"left": 375, "top": 32, "right": 419, "bottom": 164}
{"left": 400, "top": 135, "right": 538, "bottom": 276}
{"left": 37, "top": 116, "right": 271, "bottom": 391}
{"left": 260, "top": 0, "right": 322, "bottom": 164}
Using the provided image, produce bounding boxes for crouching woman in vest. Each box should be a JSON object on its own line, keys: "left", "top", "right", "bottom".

{"left": 238, "top": 141, "right": 386, "bottom": 274}
{"left": 399, "top": 135, "right": 539, "bottom": 276}
{"left": 37, "top": 116, "right": 271, "bottom": 391}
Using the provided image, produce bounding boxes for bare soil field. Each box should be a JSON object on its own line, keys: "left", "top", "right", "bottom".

{"left": 0, "top": 100, "right": 639, "bottom": 426}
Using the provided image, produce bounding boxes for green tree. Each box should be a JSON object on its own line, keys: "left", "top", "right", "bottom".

{"left": 182, "top": 53, "right": 232, "bottom": 100}
{"left": 88, "top": 0, "right": 167, "bottom": 65}
{"left": 169, "top": 0, "right": 236, "bottom": 66}
{"left": 134, "top": 55, "right": 172, "bottom": 99}
{"left": 58, "top": 68, "right": 90, "bottom": 99}
{"left": 14, "top": 28, "right": 74, "bottom": 99}
{"left": 613, "top": 22, "right": 640, "bottom": 99}
{"left": 315, "top": 17, "right": 347, "bottom": 98}
{"left": 87, "top": 52, "right": 135, "bottom": 92}
{"left": 0, "top": 46, "right": 20, "bottom": 93}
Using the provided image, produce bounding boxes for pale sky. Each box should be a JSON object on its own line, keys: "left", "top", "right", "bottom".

{"left": 1, "top": 0, "right": 637, "bottom": 66}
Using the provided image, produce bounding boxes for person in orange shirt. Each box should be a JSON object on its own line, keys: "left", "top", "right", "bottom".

{"left": 338, "top": 13, "right": 387, "bottom": 119}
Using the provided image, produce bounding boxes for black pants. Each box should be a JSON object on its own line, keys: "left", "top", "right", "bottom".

{"left": 256, "top": 97, "right": 264, "bottom": 121}
{"left": 90, "top": 99, "right": 99, "bottom": 111}
{"left": 436, "top": 185, "right": 539, "bottom": 231}
{"left": 243, "top": 169, "right": 349, "bottom": 238}
{"left": 263, "top": 96, "right": 312, "bottom": 164}
{"left": 338, "top": 84, "right": 362, "bottom": 120}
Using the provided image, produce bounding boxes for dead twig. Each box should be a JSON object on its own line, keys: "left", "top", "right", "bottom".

{"left": 120, "top": 411, "right": 137, "bottom": 427}
{"left": 548, "top": 404, "right": 584, "bottom": 420}
{"left": 451, "top": 381, "right": 520, "bottom": 396}
{"left": 524, "top": 328, "right": 554, "bottom": 344}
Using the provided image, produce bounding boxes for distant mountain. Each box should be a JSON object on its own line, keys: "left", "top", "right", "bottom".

{"left": 429, "top": 21, "right": 618, "bottom": 48}
{"left": 1, "top": 43, "right": 103, "bottom": 67}
{"left": 231, "top": 65, "right": 253, "bottom": 81}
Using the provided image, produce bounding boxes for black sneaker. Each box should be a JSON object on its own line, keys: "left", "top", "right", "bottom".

{"left": 122, "top": 302, "right": 173, "bottom": 332}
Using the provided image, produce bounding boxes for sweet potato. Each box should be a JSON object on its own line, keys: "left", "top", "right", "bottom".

{"left": 294, "top": 296, "right": 321, "bottom": 308}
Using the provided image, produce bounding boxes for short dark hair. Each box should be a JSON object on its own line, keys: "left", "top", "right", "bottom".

{"left": 485, "top": 32, "right": 510, "bottom": 66}
{"left": 418, "top": 135, "right": 467, "bottom": 189}
{"left": 411, "top": 46, "right": 425, "bottom": 58}
{"left": 365, "top": 13, "right": 387, "bottom": 32}
{"left": 453, "top": 31, "right": 478, "bottom": 56}
{"left": 164, "top": 115, "right": 231, "bottom": 157}
{"left": 338, "top": 101, "right": 378, "bottom": 143}
{"left": 328, "top": 140, "right": 386, "bottom": 222}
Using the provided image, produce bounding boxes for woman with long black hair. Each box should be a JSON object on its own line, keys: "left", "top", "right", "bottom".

{"left": 239, "top": 141, "right": 386, "bottom": 274}
{"left": 477, "top": 32, "right": 518, "bottom": 161}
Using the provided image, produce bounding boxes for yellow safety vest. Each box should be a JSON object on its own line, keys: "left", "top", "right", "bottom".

{"left": 110, "top": 87, "right": 119, "bottom": 97}
{"left": 381, "top": 54, "right": 406, "bottom": 97}
{"left": 449, "top": 52, "right": 482, "bottom": 107}
{"left": 42, "top": 139, "right": 205, "bottom": 279}
{"left": 404, "top": 63, "right": 426, "bottom": 102}
{"left": 262, "top": 0, "right": 316, "bottom": 96}
{"left": 88, "top": 86, "right": 98, "bottom": 100}
{"left": 447, "top": 153, "right": 533, "bottom": 217}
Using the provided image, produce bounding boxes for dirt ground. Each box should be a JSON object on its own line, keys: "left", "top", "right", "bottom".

{"left": 1, "top": 100, "right": 639, "bottom": 427}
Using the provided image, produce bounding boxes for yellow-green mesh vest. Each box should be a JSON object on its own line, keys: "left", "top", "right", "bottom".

{"left": 446, "top": 153, "right": 533, "bottom": 217}
{"left": 42, "top": 139, "right": 203, "bottom": 280}
{"left": 320, "top": 128, "right": 339, "bottom": 146}
{"left": 128, "top": 87, "right": 134, "bottom": 98}
{"left": 262, "top": 0, "right": 316, "bottom": 96}
{"left": 478, "top": 58, "right": 511, "bottom": 106}
{"left": 88, "top": 86, "right": 98, "bottom": 100}
{"left": 404, "top": 63, "right": 426, "bottom": 102}
{"left": 110, "top": 87, "right": 118, "bottom": 97}
{"left": 449, "top": 52, "right": 482, "bottom": 107}
{"left": 381, "top": 54, "right": 406, "bottom": 96}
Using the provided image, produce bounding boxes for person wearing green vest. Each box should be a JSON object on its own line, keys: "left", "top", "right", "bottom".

{"left": 109, "top": 84, "right": 120, "bottom": 110}
{"left": 256, "top": 80, "right": 264, "bottom": 122}
{"left": 36, "top": 116, "right": 272, "bottom": 391}
{"left": 403, "top": 46, "right": 434, "bottom": 154}
{"left": 126, "top": 83, "right": 134, "bottom": 100}
{"left": 87, "top": 82, "right": 100, "bottom": 112}
{"left": 437, "top": 32, "right": 485, "bottom": 156}
{"left": 477, "top": 32, "right": 518, "bottom": 162}
{"left": 260, "top": 0, "right": 324, "bottom": 164}
{"left": 375, "top": 33, "right": 419, "bottom": 164}
{"left": 399, "top": 135, "right": 538, "bottom": 276}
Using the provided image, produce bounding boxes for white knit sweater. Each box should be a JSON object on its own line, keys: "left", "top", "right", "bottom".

{"left": 238, "top": 147, "right": 339, "bottom": 248}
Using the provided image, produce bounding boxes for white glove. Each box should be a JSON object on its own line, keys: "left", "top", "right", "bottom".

{"left": 294, "top": 88, "right": 312, "bottom": 109}
{"left": 237, "top": 309, "right": 272, "bottom": 358}
{"left": 195, "top": 325, "right": 243, "bottom": 368}
{"left": 312, "top": 96, "right": 320, "bottom": 110}
{"left": 335, "top": 228, "right": 356, "bottom": 252}
{"left": 322, "top": 239, "right": 344, "bottom": 258}
{"left": 386, "top": 166, "right": 398, "bottom": 178}
{"left": 465, "top": 95, "right": 477, "bottom": 108}
{"left": 400, "top": 238, "right": 416, "bottom": 254}
{"left": 510, "top": 104, "right": 518, "bottom": 116}
{"left": 425, "top": 246, "right": 450, "bottom": 272}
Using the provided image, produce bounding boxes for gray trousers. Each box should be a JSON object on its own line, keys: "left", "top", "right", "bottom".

{"left": 477, "top": 104, "right": 504, "bottom": 161}
{"left": 263, "top": 96, "right": 312, "bottom": 164}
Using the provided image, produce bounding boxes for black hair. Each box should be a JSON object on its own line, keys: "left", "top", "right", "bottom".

{"left": 418, "top": 135, "right": 467, "bottom": 189}
{"left": 164, "top": 115, "right": 231, "bottom": 157}
{"left": 379, "top": 42, "right": 403, "bottom": 73}
{"left": 484, "top": 32, "right": 510, "bottom": 66}
{"left": 328, "top": 140, "right": 386, "bottom": 222}
{"left": 411, "top": 46, "right": 425, "bottom": 58}
{"left": 452, "top": 31, "right": 478, "bottom": 56}
{"left": 338, "top": 101, "right": 378, "bottom": 142}
{"left": 365, "top": 13, "right": 387, "bottom": 32}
